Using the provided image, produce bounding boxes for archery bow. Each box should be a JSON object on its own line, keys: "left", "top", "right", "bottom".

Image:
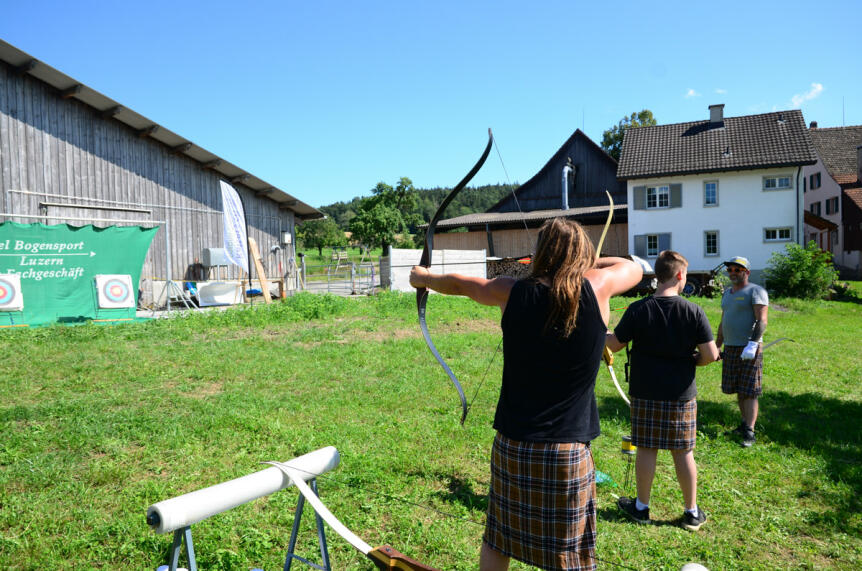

{"left": 264, "top": 462, "right": 439, "bottom": 570}
{"left": 596, "top": 190, "right": 630, "bottom": 405}
{"left": 763, "top": 337, "right": 794, "bottom": 350}
{"left": 417, "top": 129, "right": 494, "bottom": 425}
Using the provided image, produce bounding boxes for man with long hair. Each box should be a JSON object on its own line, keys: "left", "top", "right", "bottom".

{"left": 410, "top": 218, "right": 641, "bottom": 571}
{"left": 606, "top": 250, "right": 719, "bottom": 531}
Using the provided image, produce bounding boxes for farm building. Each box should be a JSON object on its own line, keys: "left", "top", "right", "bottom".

{"left": 430, "top": 130, "right": 627, "bottom": 260}
{"left": 0, "top": 39, "right": 322, "bottom": 319}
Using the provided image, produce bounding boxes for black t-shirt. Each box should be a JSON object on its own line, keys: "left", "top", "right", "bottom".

{"left": 613, "top": 295, "right": 713, "bottom": 401}
{"left": 494, "top": 279, "right": 604, "bottom": 443}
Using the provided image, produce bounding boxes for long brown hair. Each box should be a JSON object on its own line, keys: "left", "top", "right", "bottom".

{"left": 530, "top": 218, "right": 596, "bottom": 337}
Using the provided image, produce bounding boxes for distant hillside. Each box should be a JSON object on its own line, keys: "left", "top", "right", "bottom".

{"left": 320, "top": 183, "right": 518, "bottom": 231}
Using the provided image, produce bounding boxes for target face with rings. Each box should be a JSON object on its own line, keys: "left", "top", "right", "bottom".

{"left": 0, "top": 274, "right": 24, "bottom": 311}
{"left": 95, "top": 274, "right": 135, "bottom": 308}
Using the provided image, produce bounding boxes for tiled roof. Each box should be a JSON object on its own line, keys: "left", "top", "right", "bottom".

{"left": 845, "top": 187, "right": 862, "bottom": 210}
{"left": 425, "top": 204, "right": 626, "bottom": 230}
{"left": 618, "top": 109, "right": 818, "bottom": 180}
{"left": 809, "top": 125, "right": 862, "bottom": 179}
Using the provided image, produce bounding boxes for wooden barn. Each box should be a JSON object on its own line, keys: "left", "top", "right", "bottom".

{"left": 432, "top": 129, "right": 628, "bottom": 259}
{"left": 0, "top": 39, "right": 322, "bottom": 307}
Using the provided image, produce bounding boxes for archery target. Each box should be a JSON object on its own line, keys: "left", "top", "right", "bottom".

{"left": 0, "top": 274, "right": 23, "bottom": 311}
{"left": 95, "top": 274, "right": 135, "bottom": 308}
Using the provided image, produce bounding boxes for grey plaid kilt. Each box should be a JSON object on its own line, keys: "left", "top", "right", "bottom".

{"left": 721, "top": 345, "right": 763, "bottom": 397}
{"left": 630, "top": 397, "right": 698, "bottom": 450}
{"left": 483, "top": 432, "right": 596, "bottom": 571}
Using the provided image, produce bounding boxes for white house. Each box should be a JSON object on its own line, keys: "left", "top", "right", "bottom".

{"left": 803, "top": 123, "right": 862, "bottom": 277}
{"left": 617, "top": 105, "right": 818, "bottom": 285}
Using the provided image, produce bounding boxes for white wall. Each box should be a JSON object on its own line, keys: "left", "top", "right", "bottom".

{"left": 802, "top": 159, "right": 847, "bottom": 265}
{"left": 387, "top": 248, "right": 486, "bottom": 292}
{"left": 627, "top": 167, "right": 804, "bottom": 274}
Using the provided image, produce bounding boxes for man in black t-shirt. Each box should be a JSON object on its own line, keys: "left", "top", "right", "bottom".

{"left": 606, "top": 250, "right": 719, "bottom": 531}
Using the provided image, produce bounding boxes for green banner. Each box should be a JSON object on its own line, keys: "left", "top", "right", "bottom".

{"left": 0, "top": 222, "right": 158, "bottom": 326}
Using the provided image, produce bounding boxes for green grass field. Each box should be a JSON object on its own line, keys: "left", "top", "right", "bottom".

{"left": 1, "top": 285, "right": 860, "bottom": 570}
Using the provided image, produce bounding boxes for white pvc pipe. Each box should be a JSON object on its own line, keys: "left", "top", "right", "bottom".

{"left": 147, "top": 446, "right": 340, "bottom": 534}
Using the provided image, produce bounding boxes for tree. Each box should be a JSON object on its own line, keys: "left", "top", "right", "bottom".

{"left": 601, "top": 109, "right": 657, "bottom": 161}
{"left": 763, "top": 241, "right": 838, "bottom": 299}
{"left": 296, "top": 217, "right": 346, "bottom": 256}
{"left": 349, "top": 177, "right": 422, "bottom": 252}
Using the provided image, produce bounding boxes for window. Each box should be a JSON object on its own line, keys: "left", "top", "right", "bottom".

{"left": 831, "top": 230, "right": 839, "bottom": 247}
{"left": 826, "top": 197, "right": 839, "bottom": 215}
{"left": 763, "top": 175, "right": 793, "bottom": 190}
{"left": 810, "top": 172, "right": 821, "bottom": 190}
{"left": 764, "top": 227, "right": 792, "bottom": 242}
{"left": 810, "top": 202, "right": 821, "bottom": 216}
{"left": 634, "top": 233, "right": 670, "bottom": 257}
{"left": 704, "top": 181, "right": 718, "bottom": 206}
{"left": 647, "top": 185, "right": 669, "bottom": 208}
{"left": 704, "top": 230, "right": 719, "bottom": 256}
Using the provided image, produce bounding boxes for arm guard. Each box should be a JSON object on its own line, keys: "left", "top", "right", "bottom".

{"left": 749, "top": 319, "right": 765, "bottom": 342}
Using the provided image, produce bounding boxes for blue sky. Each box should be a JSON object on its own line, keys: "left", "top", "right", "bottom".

{"left": 2, "top": 1, "right": 859, "bottom": 208}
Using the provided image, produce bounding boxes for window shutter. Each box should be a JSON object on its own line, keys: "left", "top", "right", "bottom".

{"left": 634, "top": 234, "right": 646, "bottom": 257}
{"left": 658, "top": 233, "right": 671, "bottom": 252}
{"left": 669, "top": 184, "right": 682, "bottom": 208}
{"left": 633, "top": 186, "right": 646, "bottom": 210}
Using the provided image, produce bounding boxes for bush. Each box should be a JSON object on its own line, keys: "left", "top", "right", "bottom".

{"left": 763, "top": 241, "right": 838, "bottom": 299}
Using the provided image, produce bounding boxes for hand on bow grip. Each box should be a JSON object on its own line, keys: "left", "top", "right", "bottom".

{"left": 741, "top": 341, "right": 759, "bottom": 360}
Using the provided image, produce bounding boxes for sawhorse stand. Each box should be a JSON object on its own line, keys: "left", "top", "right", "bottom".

{"left": 156, "top": 478, "right": 332, "bottom": 571}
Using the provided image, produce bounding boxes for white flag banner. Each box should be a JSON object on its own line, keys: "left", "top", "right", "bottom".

{"left": 220, "top": 181, "right": 249, "bottom": 273}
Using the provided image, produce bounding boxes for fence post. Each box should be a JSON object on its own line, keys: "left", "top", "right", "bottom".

{"left": 300, "top": 256, "right": 307, "bottom": 291}
{"left": 350, "top": 263, "right": 357, "bottom": 295}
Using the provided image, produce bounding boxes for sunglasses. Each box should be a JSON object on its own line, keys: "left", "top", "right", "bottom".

{"left": 726, "top": 266, "right": 746, "bottom": 273}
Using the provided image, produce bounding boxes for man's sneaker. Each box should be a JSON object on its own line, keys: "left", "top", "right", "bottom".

{"left": 741, "top": 427, "right": 756, "bottom": 448}
{"left": 726, "top": 421, "right": 747, "bottom": 436}
{"left": 617, "top": 497, "right": 650, "bottom": 524}
{"left": 682, "top": 508, "right": 707, "bottom": 531}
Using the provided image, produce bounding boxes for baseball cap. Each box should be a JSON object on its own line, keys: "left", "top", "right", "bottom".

{"left": 724, "top": 256, "right": 750, "bottom": 270}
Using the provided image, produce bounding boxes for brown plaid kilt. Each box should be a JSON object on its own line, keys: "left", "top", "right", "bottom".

{"left": 483, "top": 432, "right": 596, "bottom": 571}
{"left": 630, "top": 397, "right": 697, "bottom": 450}
{"left": 721, "top": 345, "right": 763, "bottom": 397}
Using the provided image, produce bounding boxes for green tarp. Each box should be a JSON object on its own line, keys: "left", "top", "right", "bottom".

{"left": 0, "top": 222, "right": 158, "bottom": 326}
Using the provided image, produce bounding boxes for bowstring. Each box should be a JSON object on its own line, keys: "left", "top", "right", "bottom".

{"left": 464, "top": 134, "right": 534, "bottom": 416}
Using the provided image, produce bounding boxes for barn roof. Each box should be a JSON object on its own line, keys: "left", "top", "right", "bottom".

{"left": 0, "top": 39, "right": 323, "bottom": 220}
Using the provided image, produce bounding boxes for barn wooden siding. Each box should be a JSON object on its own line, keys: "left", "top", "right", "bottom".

{"left": 0, "top": 63, "right": 295, "bottom": 301}
{"left": 490, "top": 130, "right": 625, "bottom": 213}
{"left": 434, "top": 224, "right": 629, "bottom": 259}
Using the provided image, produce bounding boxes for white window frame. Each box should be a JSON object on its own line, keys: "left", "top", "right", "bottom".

{"left": 763, "top": 175, "right": 793, "bottom": 191}
{"left": 704, "top": 230, "right": 719, "bottom": 256}
{"left": 646, "top": 185, "right": 670, "bottom": 209}
{"left": 764, "top": 227, "right": 792, "bottom": 242}
{"left": 646, "top": 234, "right": 659, "bottom": 256}
{"left": 704, "top": 180, "right": 718, "bottom": 207}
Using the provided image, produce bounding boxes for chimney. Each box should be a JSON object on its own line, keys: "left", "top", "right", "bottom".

{"left": 709, "top": 104, "right": 725, "bottom": 126}
{"left": 810, "top": 121, "right": 818, "bottom": 129}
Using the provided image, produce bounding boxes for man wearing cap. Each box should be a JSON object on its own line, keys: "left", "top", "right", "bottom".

{"left": 716, "top": 256, "right": 769, "bottom": 448}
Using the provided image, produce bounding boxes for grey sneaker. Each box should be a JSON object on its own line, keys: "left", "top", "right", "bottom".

{"left": 682, "top": 508, "right": 707, "bottom": 531}
{"left": 741, "top": 427, "right": 756, "bottom": 448}
{"left": 617, "top": 496, "right": 650, "bottom": 524}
